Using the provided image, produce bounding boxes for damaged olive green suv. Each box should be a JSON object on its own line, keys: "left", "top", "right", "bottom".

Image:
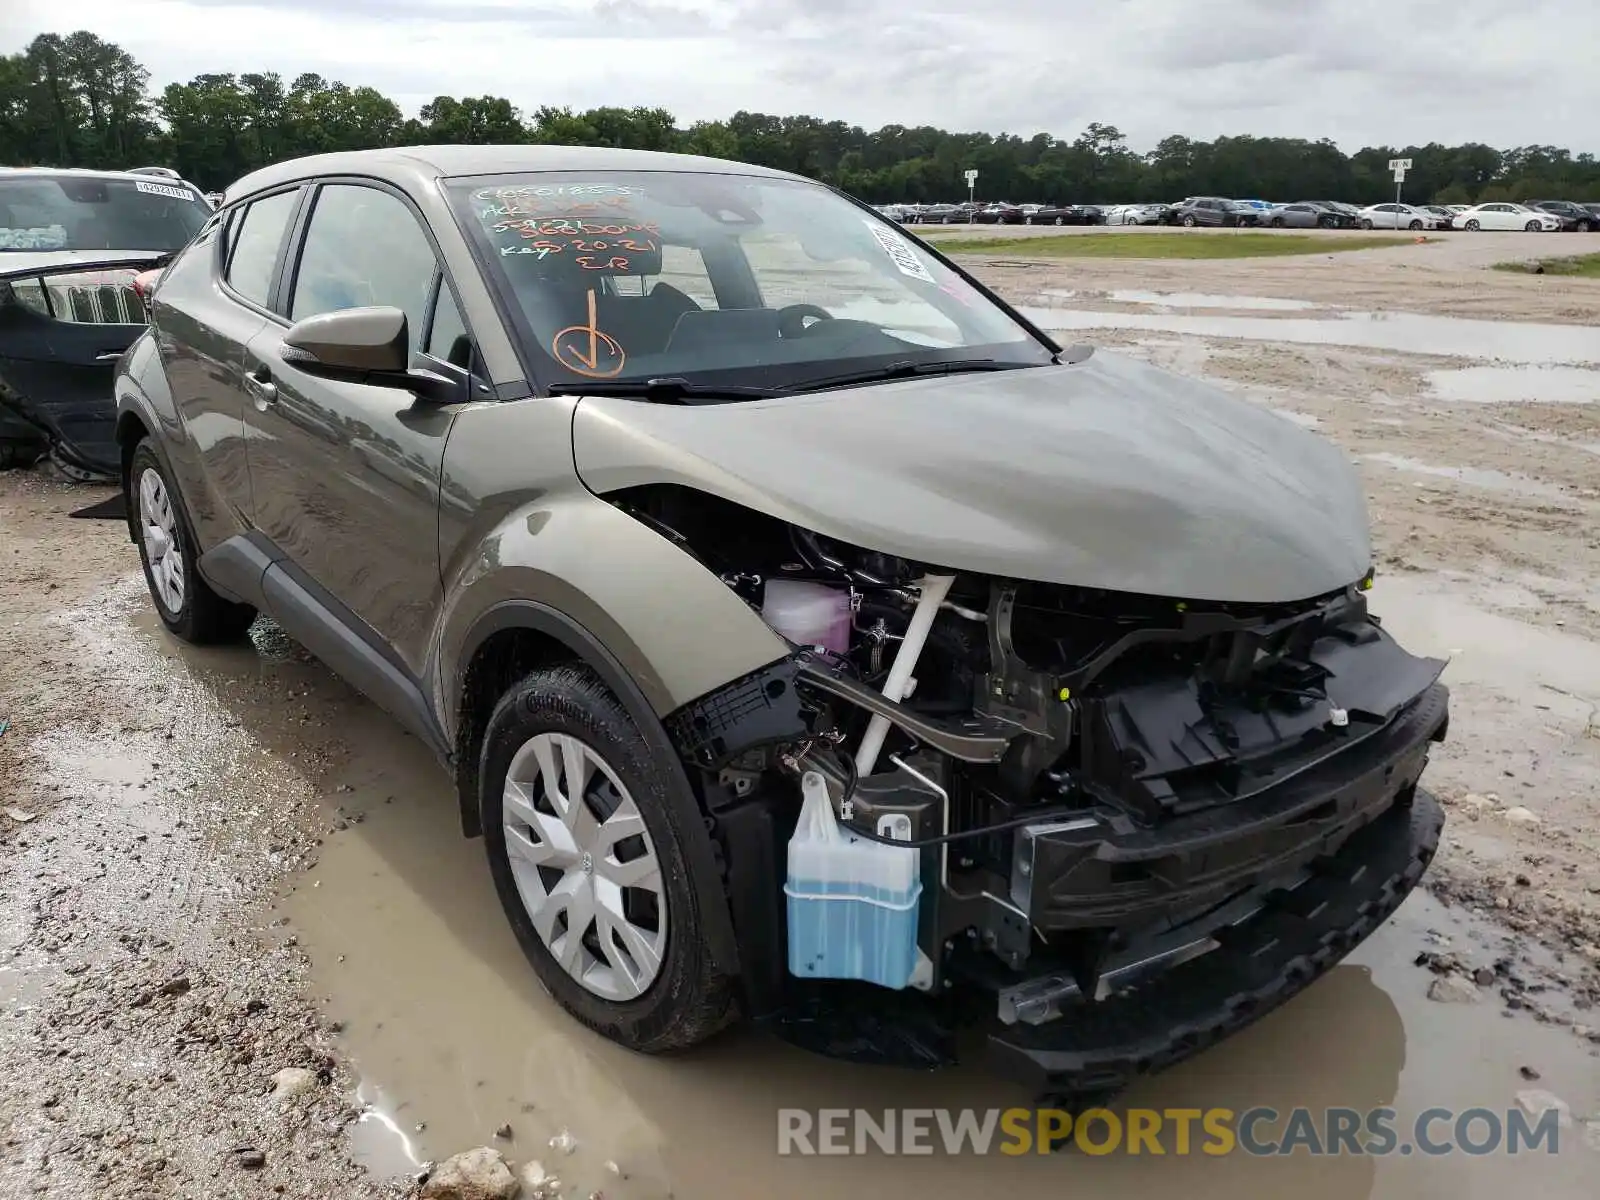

{"left": 116, "top": 146, "right": 1448, "bottom": 1100}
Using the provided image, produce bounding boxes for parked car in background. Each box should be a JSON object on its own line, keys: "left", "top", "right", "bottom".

{"left": 113, "top": 143, "right": 1451, "bottom": 1098}
{"left": 1418, "top": 205, "right": 1457, "bottom": 228}
{"left": 1104, "top": 203, "right": 1164, "bottom": 226}
{"left": 1525, "top": 201, "right": 1596, "bottom": 232}
{"left": 1022, "top": 204, "right": 1084, "bottom": 225}
{"left": 1170, "top": 197, "right": 1234, "bottom": 227}
{"left": 973, "top": 203, "right": 1025, "bottom": 225}
{"left": 1225, "top": 201, "right": 1267, "bottom": 227}
{"left": 0, "top": 166, "right": 212, "bottom": 475}
{"left": 915, "top": 203, "right": 964, "bottom": 224}
{"left": 1451, "top": 203, "right": 1561, "bottom": 231}
{"left": 1077, "top": 204, "right": 1107, "bottom": 225}
{"left": 1358, "top": 203, "right": 1447, "bottom": 230}
{"left": 1583, "top": 203, "right": 1600, "bottom": 224}
{"left": 1266, "top": 202, "right": 1354, "bottom": 229}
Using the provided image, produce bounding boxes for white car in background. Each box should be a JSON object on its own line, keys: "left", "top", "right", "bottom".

{"left": 1105, "top": 203, "right": 1164, "bottom": 226}
{"left": 1357, "top": 203, "right": 1448, "bottom": 230}
{"left": 1450, "top": 203, "right": 1562, "bottom": 232}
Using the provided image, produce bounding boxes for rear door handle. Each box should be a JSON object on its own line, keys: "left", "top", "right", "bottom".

{"left": 244, "top": 367, "right": 277, "bottom": 407}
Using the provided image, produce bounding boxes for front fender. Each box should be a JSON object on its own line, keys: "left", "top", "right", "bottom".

{"left": 434, "top": 489, "right": 788, "bottom": 741}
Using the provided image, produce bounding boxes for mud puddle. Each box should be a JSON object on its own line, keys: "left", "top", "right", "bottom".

{"left": 1040, "top": 288, "right": 1319, "bottom": 311}
{"left": 1427, "top": 365, "right": 1600, "bottom": 405}
{"left": 1020, "top": 307, "right": 1600, "bottom": 364}
{"left": 1359, "top": 452, "right": 1579, "bottom": 501}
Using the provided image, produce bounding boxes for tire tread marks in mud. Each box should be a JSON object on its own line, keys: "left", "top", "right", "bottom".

{"left": 478, "top": 664, "right": 739, "bottom": 1052}
{"left": 1012, "top": 790, "right": 1445, "bottom": 1101}
{"left": 128, "top": 439, "right": 256, "bottom": 644}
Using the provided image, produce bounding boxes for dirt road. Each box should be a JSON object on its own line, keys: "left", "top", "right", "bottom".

{"left": 2, "top": 236, "right": 1598, "bottom": 1197}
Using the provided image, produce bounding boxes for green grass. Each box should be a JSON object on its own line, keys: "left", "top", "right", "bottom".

{"left": 1492, "top": 252, "right": 1600, "bottom": 278}
{"left": 925, "top": 231, "right": 1423, "bottom": 259}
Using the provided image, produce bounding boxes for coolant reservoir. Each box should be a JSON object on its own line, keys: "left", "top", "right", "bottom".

{"left": 761, "top": 580, "right": 852, "bottom": 655}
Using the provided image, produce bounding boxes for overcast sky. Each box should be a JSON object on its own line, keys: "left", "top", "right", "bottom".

{"left": 3, "top": 0, "right": 1596, "bottom": 153}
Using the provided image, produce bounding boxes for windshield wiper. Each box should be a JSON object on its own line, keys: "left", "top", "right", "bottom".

{"left": 777, "top": 358, "right": 1031, "bottom": 395}
{"left": 547, "top": 376, "right": 779, "bottom": 403}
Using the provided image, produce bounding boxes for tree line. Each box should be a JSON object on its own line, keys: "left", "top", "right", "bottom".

{"left": 3, "top": 30, "right": 1597, "bottom": 206}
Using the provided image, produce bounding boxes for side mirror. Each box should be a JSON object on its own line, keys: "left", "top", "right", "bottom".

{"left": 281, "top": 305, "right": 459, "bottom": 404}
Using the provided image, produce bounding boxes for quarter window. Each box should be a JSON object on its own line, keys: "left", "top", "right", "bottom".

{"left": 225, "top": 190, "right": 299, "bottom": 308}
{"left": 290, "top": 184, "right": 437, "bottom": 354}
{"left": 424, "top": 278, "right": 472, "bottom": 368}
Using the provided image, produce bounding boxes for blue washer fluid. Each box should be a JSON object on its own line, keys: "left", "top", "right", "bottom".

{"left": 784, "top": 770, "right": 922, "bottom": 990}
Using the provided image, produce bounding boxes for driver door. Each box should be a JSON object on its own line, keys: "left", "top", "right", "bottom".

{"left": 242, "top": 180, "right": 477, "bottom": 678}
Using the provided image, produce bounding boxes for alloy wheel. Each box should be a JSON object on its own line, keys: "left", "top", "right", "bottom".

{"left": 501, "top": 731, "right": 667, "bottom": 1001}
{"left": 138, "top": 466, "right": 185, "bottom": 613}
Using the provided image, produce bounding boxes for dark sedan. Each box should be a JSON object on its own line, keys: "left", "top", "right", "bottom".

{"left": 972, "top": 203, "right": 1025, "bottom": 225}
{"left": 1021, "top": 204, "right": 1085, "bottom": 226}
{"left": 1526, "top": 201, "right": 1597, "bottom": 232}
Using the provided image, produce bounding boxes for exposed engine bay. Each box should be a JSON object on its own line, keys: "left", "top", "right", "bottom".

{"left": 615, "top": 483, "right": 1450, "bottom": 1093}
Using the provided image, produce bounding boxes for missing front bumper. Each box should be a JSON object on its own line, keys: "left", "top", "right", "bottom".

{"left": 986, "top": 786, "right": 1444, "bottom": 1098}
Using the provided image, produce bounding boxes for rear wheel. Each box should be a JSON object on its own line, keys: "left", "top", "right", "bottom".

{"left": 480, "top": 665, "right": 738, "bottom": 1052}
{"left": 1578, "top": 219, "right": 1594, "bottom": 233}
{"left": 129, "top": 440, "right": 256, "bottom": 643}
{"left": 1053, "top": 215, "right": 1064, "bottom": 225}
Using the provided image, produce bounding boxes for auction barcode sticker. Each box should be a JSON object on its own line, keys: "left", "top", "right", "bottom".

{"left": 864, "top": 219, "right": 934, "bottom": 283}
{"left": 135, "top": 180, "right": 194, "bottom": 200}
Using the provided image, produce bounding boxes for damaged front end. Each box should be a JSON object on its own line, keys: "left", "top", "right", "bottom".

{"left": 0, "top": 256, "right": 164, "bottom": 479}
{"left": 626, "top": 488, "right": 1448, "bottom": 1097}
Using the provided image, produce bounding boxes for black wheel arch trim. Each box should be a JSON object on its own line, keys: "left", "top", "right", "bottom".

{"left": 456, "top": 597, "right": 744, "bottom": 978}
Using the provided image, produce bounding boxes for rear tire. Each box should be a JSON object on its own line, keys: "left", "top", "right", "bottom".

{"left": 129, "top": 440, "right": 256, "bottom": 644}
{"left": 480, "top": 665, "right": 738, "bottom": 1053}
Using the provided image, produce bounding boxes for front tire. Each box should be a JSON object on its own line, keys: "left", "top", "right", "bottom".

{"left": 1181, "top": 215, "right": 1197, "bottom": 227}
{"left": 129, "top": 440, "right": 255, "bottom": 644}
{"left": 480, "top": 665, "right": 737, "bottom": 1053}
{"left": 1408, "top": 220, "right": 1423, "bottom": 230}
{"left": 1465, "top": 220, "right": 1480, "bottom": 231}
{"left": 1525, "top": 220, "right": 1540, "bottom": 231}
{"left": 1360, "top": 218, "right": 1374, "bottom": 229}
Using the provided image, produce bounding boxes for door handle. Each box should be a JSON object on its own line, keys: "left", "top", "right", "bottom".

{"left": 95, "top": 351, "right": 125, "bottom": 363}
{"left": 244, "top": 367, "right": 277, "bottom": 407}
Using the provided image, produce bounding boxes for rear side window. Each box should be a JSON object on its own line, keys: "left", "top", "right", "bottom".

{"left": 290, "top": 184, "right": 437, "bottom": 355}
{"left": 225, "top": 190, "right": 299, "bottom": 308}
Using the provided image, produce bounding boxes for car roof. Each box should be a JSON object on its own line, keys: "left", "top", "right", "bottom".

{"left": 0, "top": 165, "right": 198, "bottom": 185}
{"left": 225, "top": 144, "right": 805, "bottom": 204}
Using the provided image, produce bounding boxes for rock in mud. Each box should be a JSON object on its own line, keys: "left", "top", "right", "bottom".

{"left": 518, "top": 1160, "right": 562, "bottom": 1200}
{"left": 1515, "top": 1089, "right": 1572, "bottom": 1129}
{"left": 1473, "top": 966, "right": 1497, "bottom": 986}
{"left": 1502, "top": 806, "right": 1542, "bottom": 827}
{"left": 270, "top": 1066, "right": 319, "bottom": 1102}
{"left": 1427, "top": 975, "right": 1482, "bottom": 1004}
{"left": 420, "top": 1147, "right": 518, "bottom": 1200}
{"left": 231, "top": 1146, "right": 267, "bottom": 1170}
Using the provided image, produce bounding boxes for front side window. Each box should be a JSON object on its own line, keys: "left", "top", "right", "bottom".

{"left": 0, "top": 174, "right": 210, "bottom": 253}
{"left": 226, "top": 190, "right": 300, "bottom": 308}
{"left": 291, "top": 184, "right": 437, "bottom": 354}
{"left": 447, "top": 170, "right": 1052, "bottom": 394}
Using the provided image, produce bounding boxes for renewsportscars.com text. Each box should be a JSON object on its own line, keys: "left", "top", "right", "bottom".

{"left": 776, "top": 1106, "right": 1566, "bottom": 1156}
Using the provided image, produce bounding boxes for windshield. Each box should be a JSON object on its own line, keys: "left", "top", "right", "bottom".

{"left": 447, "top": 170, "right": 1053, "bottom": 393}
{"left": 0, "top": 174, "right": 209, "bottom": 252}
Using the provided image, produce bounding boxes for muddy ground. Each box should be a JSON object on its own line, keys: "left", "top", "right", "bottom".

{"left": 2, "top": 233, "right": 1599, "bottom": 1197}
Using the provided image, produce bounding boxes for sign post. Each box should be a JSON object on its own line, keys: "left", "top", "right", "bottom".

{"left": 964, "top": 168, "right": 978, "bottom": 208}
{"left": 1388, "top": 157, "right": 1412, "bottom": 213}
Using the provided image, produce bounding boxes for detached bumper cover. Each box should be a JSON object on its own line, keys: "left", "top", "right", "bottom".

{"left": 987, "top": 786, "right": 1444, "bottom": 1097}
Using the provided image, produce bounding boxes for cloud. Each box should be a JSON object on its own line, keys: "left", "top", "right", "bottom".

{"left": 2, "top": 0, "right": 1596, "bottom": 152}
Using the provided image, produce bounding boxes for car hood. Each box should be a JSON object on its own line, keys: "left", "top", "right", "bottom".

{"left": 571, "top": 352, "right": 1372, "bottom": 604}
